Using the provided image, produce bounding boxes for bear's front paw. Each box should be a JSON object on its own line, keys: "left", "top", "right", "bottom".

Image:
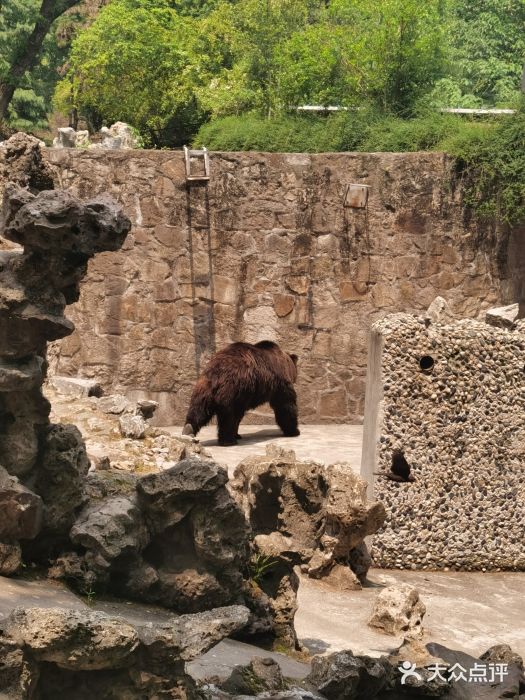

{"left": 218, "top": 439, "right": 238, "bottom": 446}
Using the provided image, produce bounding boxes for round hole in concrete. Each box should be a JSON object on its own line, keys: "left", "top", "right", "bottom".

{"left": 419, "top": 355, "right": 435, "bottom": 373}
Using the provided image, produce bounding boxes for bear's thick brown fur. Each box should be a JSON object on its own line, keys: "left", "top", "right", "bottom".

{"left": 183, "top": 340, "right": 300, "bottom": 446}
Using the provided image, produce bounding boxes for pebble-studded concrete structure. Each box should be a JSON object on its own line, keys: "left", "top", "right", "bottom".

{"left": 361, "top": 308, "right": 525, "bottom": 570}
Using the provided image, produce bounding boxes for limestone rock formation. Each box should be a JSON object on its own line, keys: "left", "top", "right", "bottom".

{"left": 368, "top": 584, "right": 426, "bottom": 637}
{"left": 220, "top": 657, "right": 286, "bottom": 694}
{"left": 52, "top": 123, "right": 140, "bottom": 150}
{"left": 231, "top": 445, "right": 385, "bottom": 650}
{"left": 232, "top": 445, "right": 386, "bottom": 587}
{"left": 1, "top": 604, "right": 249, "bottom": 698}
{"left": 99, "top": 121, "right": 141, "bottom": 149}
{"left": 53, "top": 127, "right": 90, "bottom": 149}
{"left": 0, "top": 132, "right": 54, "bottom": 201}
{"left": 202, "top": 641, "right": 524, "bottom": 700}
{"left": 119, "top": 412, "right": 147, "bottom": 439}
{"left": 0, "top": 151, "right": 130, "bottom": 575}
{"left": 50, "top": 459, "right": 250, "bottom": 614}
{"left": 306, "top": 650, "right": 393, "bottom": 699}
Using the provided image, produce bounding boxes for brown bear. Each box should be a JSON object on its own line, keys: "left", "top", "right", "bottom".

{"left": 182, "top": 340, "right": 300, "bottom": 446}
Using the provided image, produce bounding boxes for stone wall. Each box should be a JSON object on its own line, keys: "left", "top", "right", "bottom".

{"left": 44, "top": 149, "right": 511, "bottom": 425}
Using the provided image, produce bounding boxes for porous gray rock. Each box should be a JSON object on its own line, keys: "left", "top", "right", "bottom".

{"left": 232, "top": 445, "right": 385, "bottom": 584}
{"left": 34, "top": 424, "right": 90, "bottom": 536}
{"left": 220, "top": 656, "right": 285, "bottom": 695}
{"left": 0, "top": 132, "right": 54, "bottom": 200}
{"left": 232, "top": 446, "right": 385, "bottom": 650}
{"left": 368, "top": 584, "right": 426, "bottom": 638}
{"left": 137, "top": 605, "right": 250, "bottom": 663}
{"left": 0, "top": 140, "right": 133, "bottom": 588}
{"left": 306, "top": 650, "right": 392, "bottom": 699}
{"left": 5, "top": 607, "right": 140, "bottom": 671}
{"left": 137, "top": 457, "right": 228, "bottom": 532}
{"left": 0, "top": 604, "right": 251, "bottom": 699}
{"left": 0, "top": 464, "right": 42, "bottom": 540}
{"left": 70, "top": 495, "right": 148, "bottom": 575}
{"left": 119, "top": 413, "right": 147, "bottom": 439}
{"left": 52, "top": 460, "right": 250, "bottom": 616}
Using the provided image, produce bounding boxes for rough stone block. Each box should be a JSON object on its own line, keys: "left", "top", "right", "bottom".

{"left": 5, "top": 607, "right": 139, "bottom": 671}
{"left": 0, "top": 465, "right": 43, "bottom": 540}
{"left": 485, "top": 303, "right": 522, "bottom": 329}
{"left": 368, "top": 584, "right": 426, "bottom": 637}
{"left": 50, "top": 375, "right": 103, "bottom": 398}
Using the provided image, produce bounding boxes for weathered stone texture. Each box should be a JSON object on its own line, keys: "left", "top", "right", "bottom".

{"left": 362, "top": 311, "right": 525, "bottom": 571}
{"left": 43, "top": 149, "right": 513, "bottom": 424}
{"left": 1, "top": 604, "right": 250, "bottom": 698}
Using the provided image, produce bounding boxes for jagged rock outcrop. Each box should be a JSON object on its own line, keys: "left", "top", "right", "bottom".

{"left": 0, "top": 132, "right": 54, "bottom": 205}
{"left": 368, "top": 584, "right": 426, "bottom": 638}
{"left": 55, "top": 458, "right": 251, "bottom": 614}
{"left": 203, "top": 642, "right": 525, "bottom": 700}
{"left": 230, "top": 445, "right": 385, "bottom": 651}
{"left": 232, "top": 445, "right": 386, "bottom": 589}
{"left": 0, "top": 134, "right": 255, "bottom": 628}
{"left": 1, "top": 604, "right": 250, "bottom": 699}
{"left": 0, "top": 137, "right": 131, "bottom": 572}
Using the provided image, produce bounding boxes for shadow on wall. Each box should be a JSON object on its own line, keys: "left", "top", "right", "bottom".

{"left": 186, "top": 181, "right": 216, "bottom": 376}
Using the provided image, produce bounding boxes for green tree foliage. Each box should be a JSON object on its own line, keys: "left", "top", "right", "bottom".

{"left": 0, "top": 0, "right": 83, "bottom": 123}
{"left": 59, "top": 0, "right": 451, "bottom": 141}
{"left": 427, "top": 0, "right": 525, "bottom": 108}
{"left": 54, "top": 0, "right": 236, "bottom": 144}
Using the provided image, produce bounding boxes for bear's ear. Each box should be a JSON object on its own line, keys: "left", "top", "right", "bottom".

{"left": 289, "top": 353, "right": 298, "bottom": 366}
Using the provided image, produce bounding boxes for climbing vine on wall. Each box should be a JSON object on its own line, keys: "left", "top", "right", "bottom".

{"left": 448, "top": 105, "right": 525, "bottom": 227}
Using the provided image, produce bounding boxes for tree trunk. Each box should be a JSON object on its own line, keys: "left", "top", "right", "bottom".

{"left": 0, "top": 0, "right": 82, "bottom": 119}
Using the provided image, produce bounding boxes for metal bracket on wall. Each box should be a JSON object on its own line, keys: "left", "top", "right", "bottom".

{"left": 183, "top": 146, "right": 210, "bottom": 182}
{"left": 344, "top": 183, "right": 370, "bottom": 208}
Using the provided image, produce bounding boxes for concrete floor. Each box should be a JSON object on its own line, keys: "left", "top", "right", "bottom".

{"left": 166, "top": 424, "right": 364, "bottom": 476}
{"left": 296, "top": 569, "right": 525, "bottom": 659}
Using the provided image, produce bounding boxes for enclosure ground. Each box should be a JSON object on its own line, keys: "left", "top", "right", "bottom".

{"left": 166, "top": 424, "right": 364, "bottom": 476}
{"left": 296, "top": 570, "right": 525, "bottom": 659}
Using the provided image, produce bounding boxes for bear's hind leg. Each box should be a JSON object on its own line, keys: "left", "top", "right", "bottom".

{"left": 270, "top": 387, "right": 300, "bottom": 437}
{"left": 216, "top": 407, "right": 239, "bottom": 446}
{"left": 234, "top": 408, "right": 245, "bottom": 440}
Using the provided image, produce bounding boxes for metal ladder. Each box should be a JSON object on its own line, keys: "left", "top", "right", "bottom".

{"left": 183, "top": 146, "right": 210, "bottom": 182}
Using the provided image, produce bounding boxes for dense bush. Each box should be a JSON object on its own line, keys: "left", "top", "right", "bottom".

{"left": 446, "top": 106, "right": 525, "bottom": 227}
{"left": 194, "top": 110, "right": 491, "bottom": 153}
